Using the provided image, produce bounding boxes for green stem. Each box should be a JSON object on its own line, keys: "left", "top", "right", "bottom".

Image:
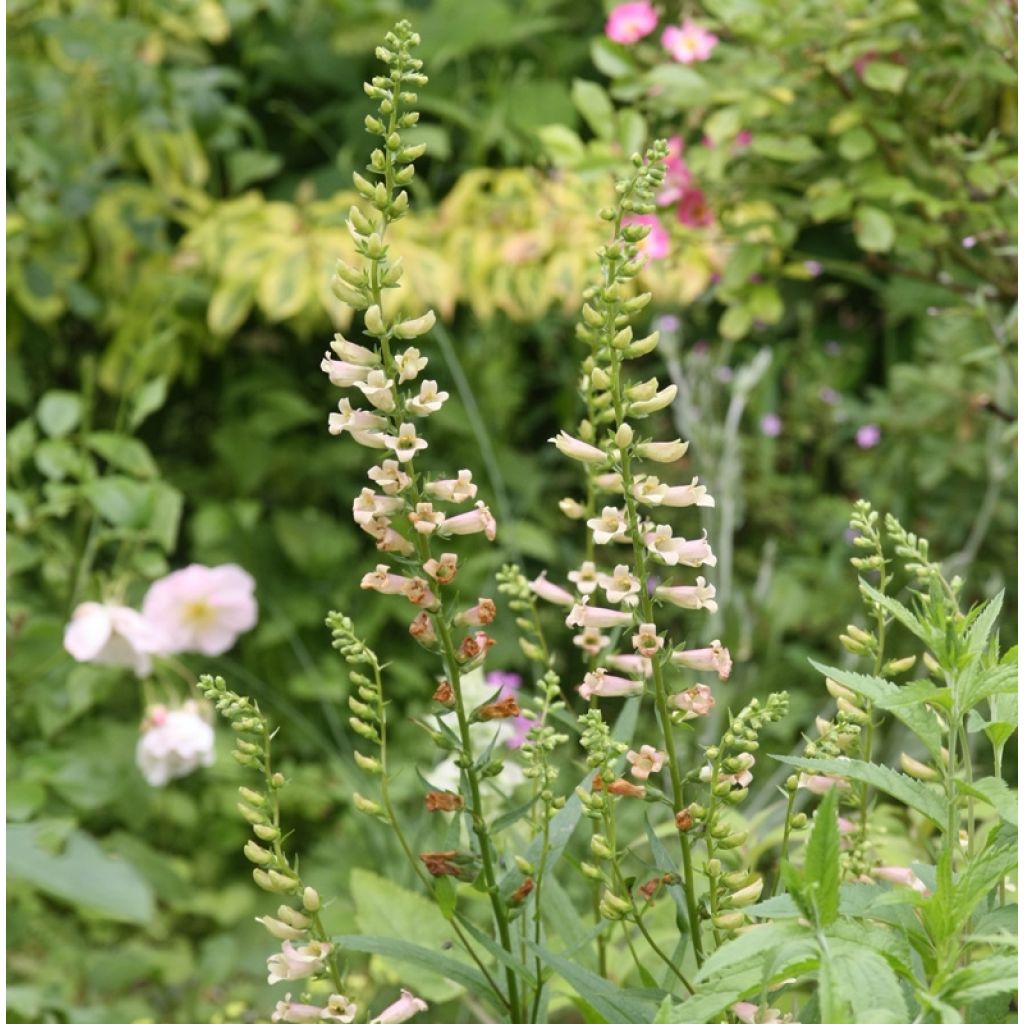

{"left": 632, "top": 907, "right": 696, "bottom": 995}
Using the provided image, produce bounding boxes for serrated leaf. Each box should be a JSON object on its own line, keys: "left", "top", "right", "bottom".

{"left": 955, "top": 777, "right": 1017, "bottom": 827}
{"left": 940, "top": 956, "right": 1019, "bottom": 1004}
{"left": 697, "top": 921, "right": 810, "bottom": 982}
{"left": 774, "top": 756, "right": 946, "bottom": 826}
{"left": 859, "top": 580, "right": 930, "bottom": 642}
{"left": 828, "top": 945, "right": 910, "bottom": 1022}
{"left": 806, "top": 787, "right": 841, "bottom": 925}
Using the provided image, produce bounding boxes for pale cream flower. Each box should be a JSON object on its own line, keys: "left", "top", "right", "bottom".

{"left": 655, "top": 576, "right": 718, "bottom": 612}
{"left": 632, "top": 622, "right": 664, "bottom": 657}
{"left": 587, "top": 506, "right": 628, "bottom": 545}
{"left": 567, "top": 560, "right": 600, "bottom": 595}
{"left": 383, "top": 423, "right": 428, "bottom": 462}
{"left": 408, "top": 502, "right": 446, "bottom": 535}
{"left": 353, "top": 369, "right": 396, "bottom": 411}
{"left": 599, "top": 564, "right": 641, "bottom": 605}
{"left": 329, "top": 398, "right": 388, "bottom": 436}
{"left": 407, "top": 379, "right": 449, "bottom": 415}
{"left": 425, "top": 470, "right": 477, "bottom": 503}
{"left": 394, "top": 347, "right": 428, "bottom": 382}
{"left": 368, "top": 460, "right": 411, "bottom": 495}
{"left": 550, "top": 431, "right": 608, "bottom": 464}
{"left": 661, "top": 476, "right": 715, "bottom": 508}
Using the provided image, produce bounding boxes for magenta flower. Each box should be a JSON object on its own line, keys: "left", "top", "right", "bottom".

{"left": 856, "top": 424, "right": 882, "bottom": 449}
{"left": 661, "top": 19, "right": 718, "bottom": 64}
{"left": 623, "top": 213, "right": 670, "bottom": 260}
{"left": 676, "top": 187, "right": 714, "bottom": 228}
{"left": 605, "top": 1, "right": 658, "bottom": 44}
{"left": 657, "top": 135, "right": 692, "bottom": 205}
{"left": 759, "top": 413, "right": 782, "bottom": 438}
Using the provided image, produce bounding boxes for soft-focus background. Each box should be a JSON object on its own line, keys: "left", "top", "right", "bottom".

{"left": 6, "top": 1, "right": 1017, "bottom": 1022}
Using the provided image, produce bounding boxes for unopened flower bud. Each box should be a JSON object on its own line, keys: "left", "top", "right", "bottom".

{"left": 838, "top": 697, "right": 869, "bottom": 723}
{"left": 825, "top": 678, "right": 855, "bottom": 702}
{"left": 726, "top": 787, "right": 749, "bottom": 804}
{"left": 900, "top": 752, "right": 937, "bottom": 780}
{"left": 614, "top": 423, "right": 634, "bottom": 448}
{"left": 244, "top": 841, "right": 273, "bottom": 865}
{"left": 302, "top": 887, "right": 321, "bottom": 912}
{"left": 239, "top": 786, "right": 265, "bottom": 806}
{"left": 559, "top": 498, "right": 585, "bottom": 519}
{"left": 581, "top": 861, "right": 602, "bottom": 880}
{"left": 599, "top": 892, "right": 631, "bottom": 919}
{"left": 790, "top": 813, "right": 808, "bottom": 829}
{"left": 706, "top": 858, "right": 721, "bottom": 876}
{"left": 712, "top": 911, "right": 746, "bottom": 930}
{"left": 353, "top": 792, "right": 385, "bottom": 816}
{"left": 237, "top": 802, "right": 266, "bottom": 825}
{"left": 883, "top": 655, "right": 917, "bottom": 676}
{"left": 354, "top": 750, "right": 383, "bottom": 773}
{"left": 718, "top": 830, "right": 748, "bottom": 850}
{"left": 724, "top": 878, "right": 763, "bottom": 907}
{"left": 278, "top": 906, "right": 311, "bottom": 929}
{"left": 591, "top": 834, "right": 613, "bottom": 860}
{"left": 254, "top": 824, "right": 281, "bottom": 841}
{"left": 267, "top": 870, "right": 299, "bottom": 893}
{"left": 393, "top": 310, "right": 436, "bottom": 339}
{"left": 515, "top": 856, "right": 535, "bottom": 876}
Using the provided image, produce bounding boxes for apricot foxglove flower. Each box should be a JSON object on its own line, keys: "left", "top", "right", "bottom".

{"left": 636, "top": 439, "right": 689, "bottom": 462}
{"left": 425, "top": 470, "right": 477, "bottom": 503}
{"left": 394, "top": 347, "right": 427, "bottom": 382}
{"left": 579, "top": 668, "right": 644, "bottom": 699}
{"left": 567, "top": 560, "right": 600, "bottom": 594}
{"left": 645, "top": 526, "right": 717, "bottom": 567}
{"left": 353, "top": 370, "right": 396, "bottom": 411}
{"left": 273, "top": 993, "right": 357, "bottom": 1023}
{"left": 266, "top": 940, "right": 333, "bottom": 985}
{"left": 669, "top": 683, "right": 715, "bottom": 718}
{"left": 457, "top": 598, "right": 497, "bottom": 626}
{"left": 588, "top": 506, "right": 628, "bottom": 544}
{"left": 64, "top": 601, "right": 165, "bottom": 677}
{"left": 529, "top": 572, "right": 575, "bottom": 607}
{"left": 605, "top": 653, "right": 653, "bottom": 677}
{"left": 352, "top": 488, "right": 403, "bottom": 526}
{"left": 437, "top": 501, "right": 496, "bottom": 540}
{"left": 573, "top": 627, "right": 611, "bottom": 655}
{"left": 408, "top": 502, "right": 445, "bottom": 534}
{"left": 142, "top": 563, "right": 258, "bottom": 656}
{"left": 368, "top": 460, "right": 411, "bottom": 494}
{"left": 384, "top": 422, "right": 428, "bottom": 462}
{"left": 872, "top": 865, "right": 928, "bottom": 894}
{"left": 797, "top": 773, "right": 850, "bottom": 795}
{"left": 671, "top": 640, "right": 732, "bottom": 679}
{"left": 661, "top": 478, "right": 715, "bottom": 507}
{"left": 599, "top": 564, "right": 641, "bottom": 605}
{"left": 632, "top": 475, "right": 670, "bottom": 504}
{"left": 632, "top": 623, "right": 664, "bottom": 657}
{"left": 627, "top": 745, "right": 666, "bottom": 779}
{"left": 349, "top": 429, "right": 389, "bottom": 449}
{"left": 370, "top": 989, "right": 428, "bottom": 1024}
{"left": 407, "top": 379, "right": 449, "bottom": 415}
{"left": 605, "top": 1, "right": 658, "bottom": 44}
{"left": 329, "top": 399, "right": 389, "bottom": 435}
{"left": 566, "top": 599, "right": 633, "bottom": 629}
{"left": 661, "top": 19, "right": 718, "bottom": 63}
{"left": 256, "top": 915, "right": 307, "bottom": 941}
{"left": 401, "top": 577, "right": 438, "bottom": 609}
{"left": 136, "top": 701, "right": 216, "bottom": 786}
{"left": 424, "top": 552, "right": 458, "bottom": 584}
{"left": 320, "top": 354, "right": 372, "bottom": 388}
{"left": 550, "top": 431, "right": 608, "bottom": 464}
{"left": 360, "top": 565, "right": 409, "bottom": 595}
{"left": 655, "top": 577, "right": 718, "bottom": 612}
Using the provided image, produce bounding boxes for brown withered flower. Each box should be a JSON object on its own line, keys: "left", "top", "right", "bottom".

{"left": 425, "top": 791, "right": 464, "bottom": 812}
{"left": 607, "top": 778, "right": 646, "bottom": 798}
{"left": 675, "top": 808, "right": 694, "bottom": 831}
{"left": 420, "top": 851, "right": 463, "bottom": 877}
{"left": 478, "top": 695, "right": 521, "bottom": 721}
{"left": 432, "top": 680, "right": 454, "bottom": 705}
{"left": 510, "top": 878, "right": 534, "bottom": 905}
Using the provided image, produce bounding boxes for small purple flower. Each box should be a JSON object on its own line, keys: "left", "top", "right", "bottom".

{"left": 654, "top": 314, "right": 681, "bottom": 335}
{"left": 646, "top": 574, "right": 659, "bottom": 596}
{"left": 804, "top": 260, "right": 823, "bottom": 277}
{"left": 819, "top": 386, "right": 840, "bottom": 406}
{"left": 856, "top": 424, "right": 881, "bottom": 449}
{"left": 961, "top": 236, "right": 977, "bottom": 249}
{"left": 485, "top": 671, "right": 522, "bottom": 695}
{"left": 759, "top": 413, "right": 782, "bottom": 438}
{"left": 844, "top": 528, "right": 859, "bottom": 545}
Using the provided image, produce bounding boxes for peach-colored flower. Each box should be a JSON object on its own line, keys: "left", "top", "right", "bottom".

{"left": 424, "top": 553, "right": 458, "bottom": 584}
{"left": 360, "top": 565, "right": 408, "bottom": 595}
{"left": 438, "top": 501, "right": 497, "bottom": 541}
{"left": 605, "top": 1, "right": 658, "bottom": 44}
{"left": 605, "top": 653, "right": 653, "bottom": 677}
{"left": 329, "top": 398, "right": 388, "bottom": 436}
{"left": 669, "top": 683, "right": 715, "bottom": 718}
{"left": 660, "top": 477, "right": 715, "bottom": 507}
{"left": 142, "top": 564, "right": 257, "bottom": 656}
{"left": 370, "top": 989, "right": 428, "bottom": 1024}
{"left": 661, "top": 19, "right": 718, "bottom": 64}
{"left": 267, "top": 940, "right": 333, "bottom": 985}
{"left": 425, "top": 470, "right": 476, "bottom": 503}
{"left": 627, "top": 744, "right": 666, "bottom": 780}
{"left": 579, "top": 668, "right": 644, "bottom": 699}
{"left": 367, "top": 459, "right": 411, "bottom": 494}
{"left": 407, "top": 380, "right": 448, "bottom": 415}
{"left": 671, "top": 640, "right": 732, "bottom": 679}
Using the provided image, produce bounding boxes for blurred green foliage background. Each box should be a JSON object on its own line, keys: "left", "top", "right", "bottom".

{"left": 6, "top": 0, "right": 1016, "bottom": 1021}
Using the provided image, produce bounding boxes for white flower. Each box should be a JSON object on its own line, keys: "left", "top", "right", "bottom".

{"left": 587, "top": 506, "right": 628, "bottom": 545}
{"left": 329, "top": 334, "right": 378, "bottom": 366}
{"left": 636, "top": 439, "right": 689, "bottom": 462}
{"left": 353, "top": 370, "right": 396, "bottom": 411}
{"left": 136, "top": 701, "right": 215, "bottom": 786}
{"left": 567, "top": 560, "right": 600, "bottom": 595}
{"left": 320, "top": 354, "right": 372, "bottom": 388}
{"left": 598, "top": 564, "right": 641, "bottom": 606}
{"left": 528, "top": 572, "right": 575, "bottom": 607}
{"left": 329, "top": 398, "right": 388, "bottom": 436}
{"left": 632, "top": 475, "right": 669, "bottom": 505}
{"left": 63, "top": 601, "right": 166, "bottom": 677}
{"left": 352, "top": 488, "right": 403, "bottom": 526}
{"left": 394, "top": 347, "right": 428, "bottom": 382}
{"left": 407, "top": 379, "right": 449, "bottom": 415}
{"left": 565, "top": 598, "right": 633, "bottom": 628}
{"left": 141, "top": 564, "right": 257, "bottom": 656}
{"left": 549, "top": 431, "right": 608, "bottom": 464}
{"left": 370, "top": 989, "right": 428, "bottom": 1024}
{"left": 408, "top": 502, "right": 446, "bottom": 535}
{"left": 383, "top": 423, "right": 428, "bottom": 462}
{"left": 267, "top": 940, "right": 333, "bottom": 985}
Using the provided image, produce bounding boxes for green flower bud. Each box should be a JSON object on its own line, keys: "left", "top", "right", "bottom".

{"left": 267, "top": 870, "right": 299, "bottom": 894}
{"left": 354, "top": 751, "right": 382, "bottom": 773}
{"left": 515, "top": 856, "right": 535, "bottom": 876}
{"left": 253, "top": 824, "right": 280, "bottom": 842}
{"left": 244, "top": 841, "right": 273, "bottom": 865}
{"left": 590, "top": 834, "right": 613, "bottom": 860}
{"left": 580, "top": 861, "right": 602, "bottom": 880}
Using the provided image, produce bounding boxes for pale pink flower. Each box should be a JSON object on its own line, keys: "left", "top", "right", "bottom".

{"left": 671, "top": 640, "right": 732, "bottom": 679}
{"left": 407, "top": 380, "right": 448, "bottom": 415}
{"left": 360, "top": 565, "right": 408, "bottom": 596}
{"left": 136, "top": 701, "right": 215, "bottom": 786}
{"left": 655, "top": 576, "right": 718, "bottom": 612}
{"left": 701, "top": 751, "right": 754, "bottom": 787}
{"left": 677, "top": 187, "right": 714, "bottom": 228}
{"left": 368, "top": 460, "right": 411, "bottom": 495}
{"left": 425, "top": 470, "right": 477, "bottom": 503}
{"left": 320, "top": 354, "right": 372, "bottom": 388}
{"left": 267, "top": 940, "right": 333, "bottom": 985}
{"left": 329, "top": 398, "right": 388, "bottom": 436}
{"left": 669, "top": 684, "right": 715, "bottom": 718}
{"left": 142, "top": 564, "right": 257, "bottom": 657}
{"left": 605, "top": 653, "right": 653, "bottom": 677}
{"left": 632, "top": 475, "right": 669, "bottom": 505}
{"left": 856, "top": 424, "right": 882, "bottom": 449}
{"left": 660, "top": 477, "right": 714, "bottom": 507}
{"left": 605, "top": 1, "right": 658, "bottom": 44}
{"left": 273, "top": 993, "right": 358, "bottom": 1023}
{"left": 873, "top": 865, "right": 928, "bottom": 895}
{"left": 64, "top": 601, "right": 166, "bottom": 677}
{"left": 599, "top": 564, "right": 641, "bottom": 605}
{"left": 573, "top": 628, "right": 611, "bottom": 655}
{"left": 661, "top": 19, "right": 719, "bottom": 64}
{"left": 798, "top": 773, "right": 850, "bottom": 795}
{"left": 632, "top": 622, "right": 664, "bottom": 658}
{"left": 438, "top": 501, "right": 497, "bottom": 541}
{"left": 423, "top": 552, "right": 458, "bottom": 584}
{"left": 529, "top": 572, "right": 575, "bottom": 607}
{"left": 401, "top": 577, "right": 438, "bottom": 609}
{"left": 594, "top": 471, "right": 624, "bottom": 493}
{"left": 579, "top": 668, "right": 644, "bottom": 699}
{"left": 566, "top": 598, "right": 633, "bottom": 629}
{"left": 588, "top": 506, "right": 629, "bottom": 545}
{"left": 352, "top": 487, "right": 403, "bottom": 526}
{"left": 627, "top": 744, "right": 666, "bottom": 780}
{"left": 370, "top": 990, "right": 428, "bottom": 1024}
{"left": 384, "top": 423, "right": 428, "bottom": 462}
{"left": 624, "top": 214, "right": 670, "bottom": 260}
{"left": 408, "top": 502, "right": 446, "bottom": 535}
{"left": 366, "top": 522, "right": 415, "bottom": 556}
{"left": 550, "top": 431, "right": 608, "bottom": 464}
{"left": 567, "top": 560, "right": 600, "bottom": 595}
{"left": 645, "top": 526, "right": 717, "bottom": 568}
{"left": 732, "top": 1002, "right": 786, "bottom": 1024}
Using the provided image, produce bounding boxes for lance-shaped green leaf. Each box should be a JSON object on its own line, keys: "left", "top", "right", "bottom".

{"left": 805, "top": 787, "right": 841, "bottom": 926}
